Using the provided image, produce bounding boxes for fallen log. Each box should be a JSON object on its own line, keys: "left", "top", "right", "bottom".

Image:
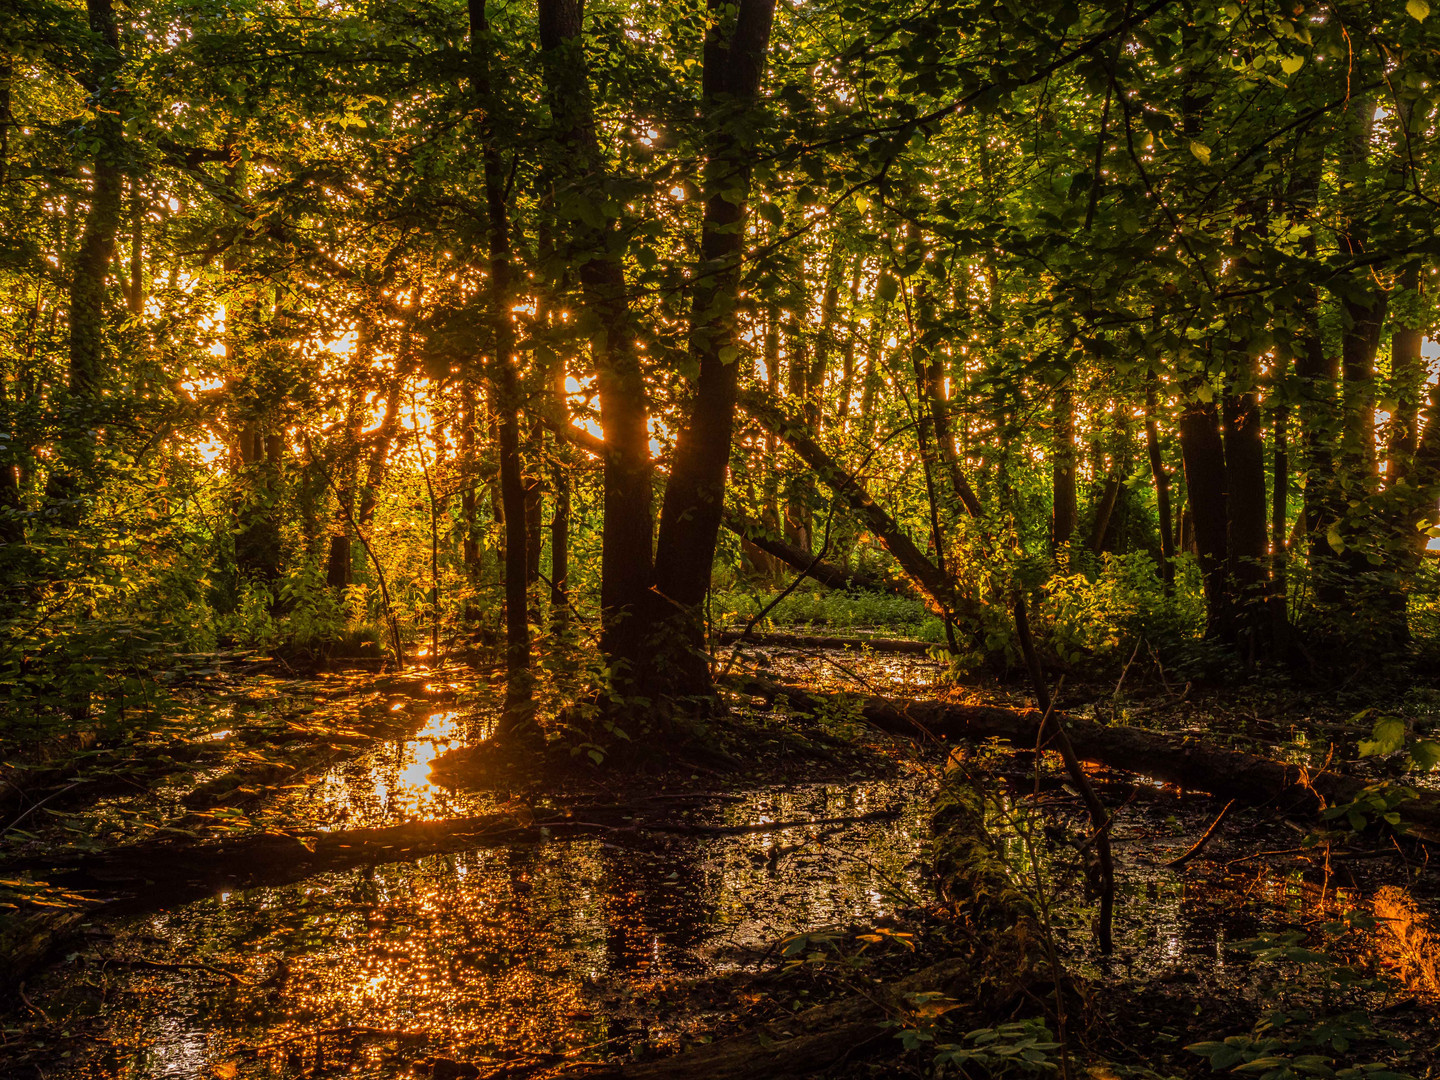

{"left": 721, "top": 510, "right": 900, "bottom": 594}
{"left": 718, "top": 630, "right": 937, "bottom": 655}
{"left": 737, "top": 678, "right": 1440, "bottom": 843}
{"left": 8, "top": 806, "right": 901, "bottom": 914}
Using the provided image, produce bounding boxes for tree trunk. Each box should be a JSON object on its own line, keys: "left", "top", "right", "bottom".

{"left": 1387, "top": 266, "right": 1425, "bottom": 483}
{"left": 1223, "top": 358, "right": 1270, "bottom": 658}
{"left": 1144, "top": 379, "right": 1174, "bottom": 591}
{"left": 650, "top": 0, "right": 777, "bottom": 696}
{"left": 1052, "top": 381, "right": 1077, "bottom": 556}
{"left": 550, "top": 354, "right": 571, "bottom": 629}
{"left": 471, "top": 0, "right": 532, "bottom": 730}
{"left": 1178, "top": 391, "right": 1231, "bottom": 639}
{"left": 741, "top": 388, "right": 971, "bottom": 621}
{"left": 835, "top": 259, "right": 861, "bottom": 427}
{"left": 68, "top": 0, "right": 124, "bottom": 399}
{"left": 538, "top": 0, "right": 654, "bottom": 682}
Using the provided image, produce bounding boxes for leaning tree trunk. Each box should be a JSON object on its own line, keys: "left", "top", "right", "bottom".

{"left": 649, "top": 0, "right": 778, "bottom": 698}
{"left": 471, "top": 0, "right": 532, "bottom": 730}
{"left": 538, "top": 0, "right": 654, "bottom": 684}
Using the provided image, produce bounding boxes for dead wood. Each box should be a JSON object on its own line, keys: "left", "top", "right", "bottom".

{"left": 720, "top": 510, "right": 899, "bottom": 594}
{"left": 719, "top": 630, "right": 936, "bottom": 655}
{"left": 12, "top": 807, "right": 900, "bottom": 913}
{"left": 736, "top": 678, "right": 1440, "bottom": 842}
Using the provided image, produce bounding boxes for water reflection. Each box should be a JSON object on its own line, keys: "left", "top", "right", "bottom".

{"left": 36, "top": 781, "right": 930, "bottom": 1079}
{"left": 280, "top": 711, "right": 495, "bottom": 828}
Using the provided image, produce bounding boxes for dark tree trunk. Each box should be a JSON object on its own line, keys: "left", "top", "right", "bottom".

{"left": 524, "top": 418, "right": 544, "bottom": 592}
{"left": 650, "top": 0, "right": 777, "bottom": 696}
{"left": 550, "top": 354, "right": 571, "bottom": 629}
{"left": 1289, "top": 148, "right": 1340, "bottom": 568}
{"left": 1178, "top": 392, "right": 1230, "bottom": 639}
{"left": 1144, "top": 380, "right": 1174, "bottom": 591}
{"left": 1052, "top": 382, "right": 1077, "bottom": 555}
{"left": 68, "top": 0, "right": 124, "bottom": 398}
{"left": 538, "top": 0, "right": 654, "bottom": 683}
{"left": 471, "top": 0, "right": 532, "bottom": 729}
{"left": 1223, "top": 361, "right": 1270, "bottom": 657}
{"left": 835, "top": 259, "right": 861, "bottom": 428}
{"left": 1387, "top": 266, "right": 1425, "bottom": 483}
{"left": 1271, "top": 396, "right": 1290, "bottom": 651}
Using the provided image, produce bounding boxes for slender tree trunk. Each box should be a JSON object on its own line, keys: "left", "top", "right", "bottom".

{"left": 651, "top": 0, "right": 777, "bottom": 696}
{"left": 783, "top": 315, "right": 811, "bottom": 551}
{"left": 1052, "top": 381, "right": 1077, "bottom": 556}
{"left": 808, "top": 249, "right": 841, "bottom": 432}
{"left": 1271, "top": 395, "right": 1290, "bottom": 652}
{"left": 1388, "top": 266, "right": 1425, "bottom": 483}
{"left": 524, "top": 418, "right": 545, "bottom": 592}
{"left": 836, "top": 259, "right": 861, "bottom": 428}
{"left": 471, "top": 0, "right": 532, "bottom": 729}
{"left": 1144, "top": 379, "right": 1174, "bottom": 591}
{"left": 550, "top": 352, "right": 571, "bottom": 629}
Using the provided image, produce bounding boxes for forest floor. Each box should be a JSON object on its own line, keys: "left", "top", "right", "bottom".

{"left": 1, "top": 632, "right": 1438, "bottom": 1080}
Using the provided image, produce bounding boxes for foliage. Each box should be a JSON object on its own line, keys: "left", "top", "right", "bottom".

{"left": 1186, "top": 924, "right": 1416, "bottom": 1080}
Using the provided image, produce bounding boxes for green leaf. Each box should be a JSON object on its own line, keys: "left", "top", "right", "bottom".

{"left": 1280, "top": 55, "right": 1305, "bottom": 75}
{"left": 876, "top": 274, "right": 899, "bottom": 304}
{"left": 1358, "top": 717, "right": 1406, "bottom": 758}
{"left": 1406, "top": 0, "right": 1429, "bottom": 21}
{"left": 1189, "top": 140, "right": 1212, "bottom": 165}
{"left": 1408, "top": 739, "right": 1440, "bottom": 772}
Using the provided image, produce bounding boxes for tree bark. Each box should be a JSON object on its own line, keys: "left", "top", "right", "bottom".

{"left": 1052, "top": 381, "right": 1078, "bottom": 555}
{"left": 1223, "top": 358, "right": 1270, "bottom": 657}
{"left": 471, "top": 0, "right": 532, "bottom": 729}
{"left": 68, "top": 0, "right": 125, "bottom": 398}
{"left": 1144, "top": 380, "right": 1174, "bottom": 591}
{"left": 741, "top": 387, "right": 971, "bottom": 620}
{"left": 1178, "top": 387, "right": 1230, "bottom": 638}
{"left": 538, "top": 0, "right": 655, "bottom": 681}
{"left": 650, "top": 0, "right": 777, "bottom": 694}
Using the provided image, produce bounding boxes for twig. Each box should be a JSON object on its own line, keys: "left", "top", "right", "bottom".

{"left": 1, "top": 781, "right": 86, "bottom": 836}
{"left": 1167, "top": 799, "right": 1236, "bottom": 868}
{"left": 97, "top": 956, "right": 251, "bottom": 985}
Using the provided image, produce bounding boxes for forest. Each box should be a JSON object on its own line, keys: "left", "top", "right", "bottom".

{"left": 3, "top": 0, "right": 1440, "bottom": 1076}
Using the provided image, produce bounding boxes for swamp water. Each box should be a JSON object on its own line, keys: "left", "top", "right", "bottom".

{"left": 12, "top": 665, "right": 1440, "bottom": 1079}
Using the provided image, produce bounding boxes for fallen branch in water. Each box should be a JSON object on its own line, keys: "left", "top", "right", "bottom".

{"left": 734, "top": 677, "right": 1440, "bottom": 843}
{"left": 1167, "top": 799, "right": 1237, "bottom": 868}
{"left": 14, "top": 806, "right": 902, "bottom": 914}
